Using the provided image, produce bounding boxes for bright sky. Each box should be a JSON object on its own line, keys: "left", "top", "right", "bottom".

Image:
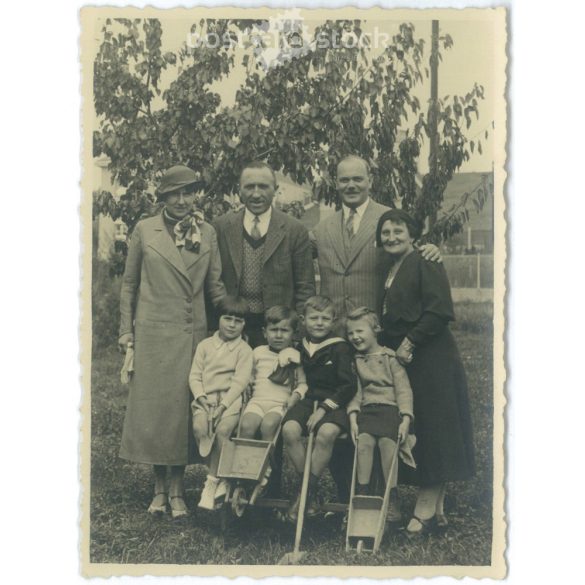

{"left": 93, "top": 11, "right": 498, "bottom": 173}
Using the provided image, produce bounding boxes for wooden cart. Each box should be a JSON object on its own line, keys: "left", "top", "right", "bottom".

{"left": 217, "top": 435, "right": 277, "bottom": 516}
{"left": 345, "top": 438, "right": 401, "bottom": 554}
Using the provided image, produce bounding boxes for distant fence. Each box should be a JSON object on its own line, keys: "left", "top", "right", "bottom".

{"left": 314, "top": 254, "right": 494, "bottom": 297}
{"left": 443, "top": 254, "right": 493, "bottom": 289}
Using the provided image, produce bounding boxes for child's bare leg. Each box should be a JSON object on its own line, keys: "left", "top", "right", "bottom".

{"left": 311, "top": 423, "right": 341, "bottom": 477}
{"left": 356, "top": 433, "right": 376, "bottom": 486}
{"left": 208, "top": 415, "right": 238, "bottom": 476}
{"left": 239, "top": 412, "right": 262, "bottom": 439}
{"left": 379, "top": 438, "right": 402, "bottom": 521}
{"left": 283, "top": 421, "right": 305, "bottom": 473}
{"left": 260, "top": 412, "right": 282, "bottom": 441}
{"left": 378, "top": 437, "right": 398, "bottom": 484}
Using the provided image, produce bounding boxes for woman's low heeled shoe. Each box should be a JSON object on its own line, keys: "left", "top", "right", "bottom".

{"left": 147, "top": 492, "right": 168, "bottom": 515}
{"left": 169, "top": 495, "right": 189, "bottom": 519}
{"left": 405, "top": 515, "right": 437, "bottom": 536}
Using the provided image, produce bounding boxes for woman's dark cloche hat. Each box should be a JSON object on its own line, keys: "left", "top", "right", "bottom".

{"left": 157, "top": 165, "right": 201, "bottom": 200}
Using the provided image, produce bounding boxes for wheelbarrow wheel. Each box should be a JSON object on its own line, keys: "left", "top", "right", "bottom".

{"left": 356, "top": 540, "right": 364, "bottom": 554}
{"left": 231, "top": 486, "right": 247, "bottom": 518}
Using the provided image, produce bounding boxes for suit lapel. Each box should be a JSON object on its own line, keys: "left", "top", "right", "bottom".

{"left": 346, "top": 200, "right": 378, "bottom": 268}
{"left": 147, "top": 214, "right": 191, "bottom": 282}
{"left": 262, "top": 209, "right": 286, "bottom": 265}
{"left": 326, "top": 211, "right": 348, "bottom": 267}
{"left": 225, "top": 209, "right": 244, "bottom": 280}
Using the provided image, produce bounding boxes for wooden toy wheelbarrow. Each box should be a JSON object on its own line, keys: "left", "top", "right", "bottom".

{"left": 345, "top": 436, "right": 401, "bottom": 554}
{"left": 217, "top": 405, "right": 287, "bottom": 517}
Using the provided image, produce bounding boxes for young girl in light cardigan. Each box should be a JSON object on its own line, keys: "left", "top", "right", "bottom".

{"left": 189, "top": 296, "right": 253, "bottom": 510}
{"left": 346, "top": 307, "right": 414, "bottom": 496}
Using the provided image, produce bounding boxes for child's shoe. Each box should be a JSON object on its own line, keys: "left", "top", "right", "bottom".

{"left": 198, "top": 475, "right": 220, "bottom": 510}
{"left": 306, "top": 474, "right": 321, "bottom": 517}
{"left": 306, "top": 491, "right": 321, "bottom": 518}
{"left": 287, "top": 491, "right": 301, "bottom": 523}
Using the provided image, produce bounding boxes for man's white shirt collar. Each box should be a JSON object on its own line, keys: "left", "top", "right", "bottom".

{"left": 342, "top": 198, "right": 370, "bottom": 233}
{"left": 243, "top": 206, "right": 272, "bottom": 238}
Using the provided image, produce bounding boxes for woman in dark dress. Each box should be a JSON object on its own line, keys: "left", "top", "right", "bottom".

{"left": 375, "top": 209, "right": 475, "bottom": 534}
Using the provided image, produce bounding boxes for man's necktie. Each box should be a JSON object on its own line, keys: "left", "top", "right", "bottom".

{"left": 251, "top": 215, "right": 262, "bottom": 240}
{"left": 346, "top": 208, "right": 356, "bottom": 240}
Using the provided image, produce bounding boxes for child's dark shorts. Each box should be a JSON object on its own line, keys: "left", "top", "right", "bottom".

{"left": 283, "top": 397, "right": 351, "bottom": 436}
{"left": 357, "top": 404, "right": 400, "bottom": 439}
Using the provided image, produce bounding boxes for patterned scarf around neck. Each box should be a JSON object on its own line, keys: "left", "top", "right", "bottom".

{"left": 164, "top": 208, "right": 205, "bottom": 253}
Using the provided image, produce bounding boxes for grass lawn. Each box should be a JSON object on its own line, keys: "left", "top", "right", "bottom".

{"left": 89, "top": 302, "right": 494, "bottom": 566}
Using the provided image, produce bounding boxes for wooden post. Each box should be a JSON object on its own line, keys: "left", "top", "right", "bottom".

{"left": 476, "top": 252, "right": 481, "bottom": 289}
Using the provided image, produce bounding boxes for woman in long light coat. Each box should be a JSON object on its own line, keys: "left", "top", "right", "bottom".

{"left": 118, "top": 165, "right": 226, "bottom": 518}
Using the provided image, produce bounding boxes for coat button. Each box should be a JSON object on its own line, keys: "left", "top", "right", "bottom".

{"left": 185, "top": 317, "right": 193, "bottom": 324}
{"left": 186, "top": 306, "right": 192, "bottom": 313}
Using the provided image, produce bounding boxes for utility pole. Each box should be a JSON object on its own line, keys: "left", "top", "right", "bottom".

{"left": 428, "top": 20, "right": 440, "bottom": 228}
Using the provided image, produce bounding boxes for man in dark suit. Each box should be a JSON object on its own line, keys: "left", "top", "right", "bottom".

{"left": 214, "top": 161, "right": 316, "bottom": 347}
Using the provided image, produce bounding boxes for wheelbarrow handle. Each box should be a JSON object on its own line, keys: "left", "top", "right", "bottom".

{"left": 293, "top": 401, "right": 318, "bottom": 554}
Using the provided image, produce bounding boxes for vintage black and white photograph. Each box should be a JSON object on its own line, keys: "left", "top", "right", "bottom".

{"left": 81, "top": 6, "right": 506, "bottom": 578}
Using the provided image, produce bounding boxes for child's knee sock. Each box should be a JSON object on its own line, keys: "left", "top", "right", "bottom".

{"left": 305, "top": 472, "right": 320, "bottom": 498}
{"left": 308, "top": 472, "right": 319, "bottom": 491}
{"left": 355, "top": 482, "right": 369, "bottom": 496}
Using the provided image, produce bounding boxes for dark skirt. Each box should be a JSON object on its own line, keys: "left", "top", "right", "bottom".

{"left": 380, "top": 327, "right": 475, "bottom": 487}
{"left": 357, "top": 404, "right": 400, "bottom": 439}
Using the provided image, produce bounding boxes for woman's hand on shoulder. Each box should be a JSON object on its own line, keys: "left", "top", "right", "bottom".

{"left": 118, "top": 333, "right": 134, "bottom": 353}
{"left": 417, "top": 243, "right": 442, "bottom": 263}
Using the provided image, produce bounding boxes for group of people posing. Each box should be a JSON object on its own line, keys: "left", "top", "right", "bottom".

{"left": 117, "top": 155, "right": 475, "bottom": 535}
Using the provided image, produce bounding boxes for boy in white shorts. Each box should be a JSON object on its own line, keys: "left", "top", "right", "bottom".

{"left": 239, "top": 305, "right": 308, "bottom": 441}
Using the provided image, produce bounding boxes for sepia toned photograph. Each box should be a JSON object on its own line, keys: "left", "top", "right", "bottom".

{"left": 80, "top": 6, "right": 507, "bottom": 578}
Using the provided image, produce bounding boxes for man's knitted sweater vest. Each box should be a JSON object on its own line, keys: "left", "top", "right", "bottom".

{"left": 240, "top": 231, "right": 266, "bottom": 313}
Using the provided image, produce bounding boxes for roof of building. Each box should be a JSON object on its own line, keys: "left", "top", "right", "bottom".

{"left": 439, "top": 171, "right": 493, "bottom": 231}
